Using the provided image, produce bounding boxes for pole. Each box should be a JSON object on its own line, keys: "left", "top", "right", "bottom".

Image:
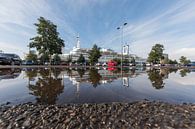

{"left": 121, "top": 27, "right": 123, "bottom": 70}
{"left": 117, "top": 23, "right": 127, "bottom": 70}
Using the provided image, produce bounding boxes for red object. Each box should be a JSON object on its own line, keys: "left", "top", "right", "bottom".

{"left": 107, "top": 60, "right": 117, "bottom": 71}
{"left": 107, "top": 67, "right": 116, "bottom": 71}
{"left": 107, "top": 60, "right": 117, "bottom": 67}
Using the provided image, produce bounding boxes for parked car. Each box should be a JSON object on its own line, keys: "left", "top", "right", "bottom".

{"left": 0, "top": 53, "right": 22, "bottom": 65}
{"left": 0, "top": 54, "right": 12, "bottom": 65}
{"left": 22, "top": 60, "right": 34, "bottom": 65}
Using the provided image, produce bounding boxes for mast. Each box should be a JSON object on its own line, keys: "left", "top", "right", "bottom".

{"left": 76, "top": 34, "right": 80, "bottom": 49}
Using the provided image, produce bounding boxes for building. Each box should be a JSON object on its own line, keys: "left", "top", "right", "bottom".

{"left": 98, "top": 49, "right": 118, "bottom": 63}
{"left": 60, "top": 35, "right": 90, "bottom": 62}
{"left": 160, "top": 53, "right": 169, "bottom": 64}
{"left": 60, "top": 36, "right": 146, "bottom": 65}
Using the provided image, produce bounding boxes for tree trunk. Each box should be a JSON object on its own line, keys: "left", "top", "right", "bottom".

{"left": 49, "top": 54, "right": 52, "bottom": 66}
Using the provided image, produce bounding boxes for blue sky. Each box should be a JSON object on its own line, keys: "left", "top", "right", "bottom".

{"left": 0, "top": 0, "right": 195, "bottom": 60}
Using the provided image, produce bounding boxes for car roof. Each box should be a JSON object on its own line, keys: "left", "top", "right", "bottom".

{"left": 1, "top": 53, "right": 20, "bottom": 57}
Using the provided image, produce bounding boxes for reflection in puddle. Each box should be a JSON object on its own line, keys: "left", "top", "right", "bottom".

{"left": 0, "top": 67, "right": 195, "bottom": 105}
{"left": 0, "top": 68, "right": 21, "bottom": 80}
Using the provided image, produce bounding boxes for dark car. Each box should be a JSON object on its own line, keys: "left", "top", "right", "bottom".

{"left": 22, "top": 60, "right": 34, "bottom": 65}
{"left": 0, "top": 54, "right": 12, "bottom": 65}
{"left": 0, "top": 53, "right": 21, "bottom": 65}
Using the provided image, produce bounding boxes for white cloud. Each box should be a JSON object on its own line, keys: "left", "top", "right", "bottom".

{"left": 100, "top": 0, "right": 195, "bottom": 60}
{"left": 171, "top": 72, "right": 195, "bottom": 86}
{"left": 63, "top": 0, "right": 109, "bottom": 11}
{"left": 0, "top": 42, "right": 26, "bottom": 58}
{"left": 171, "top": 48, "right": 195, "bottom": 61}
{"left": 0, "top": 0, "right": 195, "bottom": 60}
{"left": 0, "top": 0, "right": 78, "bottom": 57}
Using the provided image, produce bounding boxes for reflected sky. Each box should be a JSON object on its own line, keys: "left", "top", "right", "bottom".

{"left": 0, "top": 67, "right": 195, "bottom": 105}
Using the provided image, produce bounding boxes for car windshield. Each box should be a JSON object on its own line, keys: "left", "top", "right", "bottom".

{"left": 5, "top": 54, "right": 20, "bottom": 58}
{"left": 0, "top": 54, "right": 7, "bottom": 57}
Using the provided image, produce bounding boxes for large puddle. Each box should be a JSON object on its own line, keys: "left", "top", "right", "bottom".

{"left": 0, "top": 67, "right": 195, "bottom": 105}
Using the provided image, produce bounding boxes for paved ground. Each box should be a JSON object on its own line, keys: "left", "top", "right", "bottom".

{"left": 0, "top": 101, "right": 195, "bottom": 129}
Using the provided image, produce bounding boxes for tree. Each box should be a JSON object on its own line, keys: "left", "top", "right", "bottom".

{"left": 77, "top": 69, "right": 86, "bottom": 78}
{"left": 67, "top": 55, "right": 72, "bottom": 64}
{"left": 180, "top": 69, "right": 190, "bottom": 77}
{"left": 77, "top": 54, "right": 85, "bottom": 64}
{"left": 179, "top": 56, "right": 191, "bottom": 65}
{"left": 52, "top": 54, "right": 61, "bottom": 65}
{"left": 39, "top": 53, "right": 49, "bottom": 64}
{"left": 168, "top": 59, "right": 178, "bottom": 64}
{"left": 123, "top": 58, "right": 129, "bottom": 65}
{"left": 28, "top": 68, "right": 64, "bottom": 104}
{"left": 29, "top": 17, "right": 64, "bottom": 64}
{"left": 147, "top": 44, "right": 164, "bottom": 64}
{"left": 130, "top": 57, "right": 135, "bottom": 64}
{"left": 89, "top": 68, "right": 101, "bottom": 88}
{"left": 25, "top": 50, "right": 38, "bottom": 63}
{"left": 113, "top": 58, "right": 121, "bottom": 65}
{"left": 147, "top": 69, "right": 165, "bottom": 89}
{"left": 89, "top": 44, "right": 101, "bottom": 65}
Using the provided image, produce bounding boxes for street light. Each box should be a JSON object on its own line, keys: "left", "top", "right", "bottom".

{"left": 117, "top": 22, "right": 128, "bottom": 68}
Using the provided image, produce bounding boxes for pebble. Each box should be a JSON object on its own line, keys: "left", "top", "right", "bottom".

{"left": 0, "top": 101, "right": 195, "bottom": 129}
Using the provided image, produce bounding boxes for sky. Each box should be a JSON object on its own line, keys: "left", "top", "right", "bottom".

{"left": 0, "top": 0, "right": 195, "bottom": 60}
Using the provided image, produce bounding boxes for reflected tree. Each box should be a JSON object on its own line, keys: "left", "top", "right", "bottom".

{"left": 168, "top": 68, "right": 178, "bottom": 74}
{"left": 66, "top": 68, "right": 73, "bottom": 77}
{"left": 52, "top": 68, "right": 62, "bottom": 79}
{"left": 77, "top": 69, "right": 86, "bottom": 78}
{"left": 25, "top": 68, "right": 38, "bottom": 81}
{"left": 147, "top": 69, "right": 166, "bottom": 89}
{"left": 28, "top": 68, "right": 64, "bottom": 104}
{"left": 180, "top": 69, "right": 190, "bottom": 77}
{"left": 89, "top": 69, "right": 101, "bottom": 88}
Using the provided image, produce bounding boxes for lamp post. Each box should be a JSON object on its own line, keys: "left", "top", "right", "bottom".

{"left": 117, "top": 22, "right": 127, "bottom": 69}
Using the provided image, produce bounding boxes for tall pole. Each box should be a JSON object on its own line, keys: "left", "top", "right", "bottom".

{"left": 121, "top": 27, "right": 123, "bottom": 69}
{"left": 117, "top": 23, "right": 127, "bottom": 70}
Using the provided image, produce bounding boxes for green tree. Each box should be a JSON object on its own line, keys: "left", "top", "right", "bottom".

{"left": 123, "top": 58, "right": 129, "bottom": 65}
{"left": 52, "top": 54, "right": 61, "bottom": 65}
{"left": 25, "top": 50, "right": 38, "bottom": 63}
{"left": 112, "top": 58, "right": 130, "bottom": 66}
{"left": 179, "top": 56, "right": 191, "bottom": 65}
{"left": 39, "top": 53, "right": 49, "bottom": 64}
{"left": 29, "top": 17, "right": 64, "bottom": 64}
{"left": 66, "top": 55, "right": 72, "bottom": 64}
{"left": 77, "top": 54, "right": 85, "bottom": 64}
{"left": 113, "top": 58, "right": 121, "bottom": 65}
{"left": 89, "top": 44, "right": 101, "bottom": 65}
{"left": 168, "top": 59, "right": 178, "bottom": 64}
{"left": 130, "top": 57, "right": 135, "bottom": 64}
{"left": 147, "top": 44, "right": 164, "bottom": 64}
